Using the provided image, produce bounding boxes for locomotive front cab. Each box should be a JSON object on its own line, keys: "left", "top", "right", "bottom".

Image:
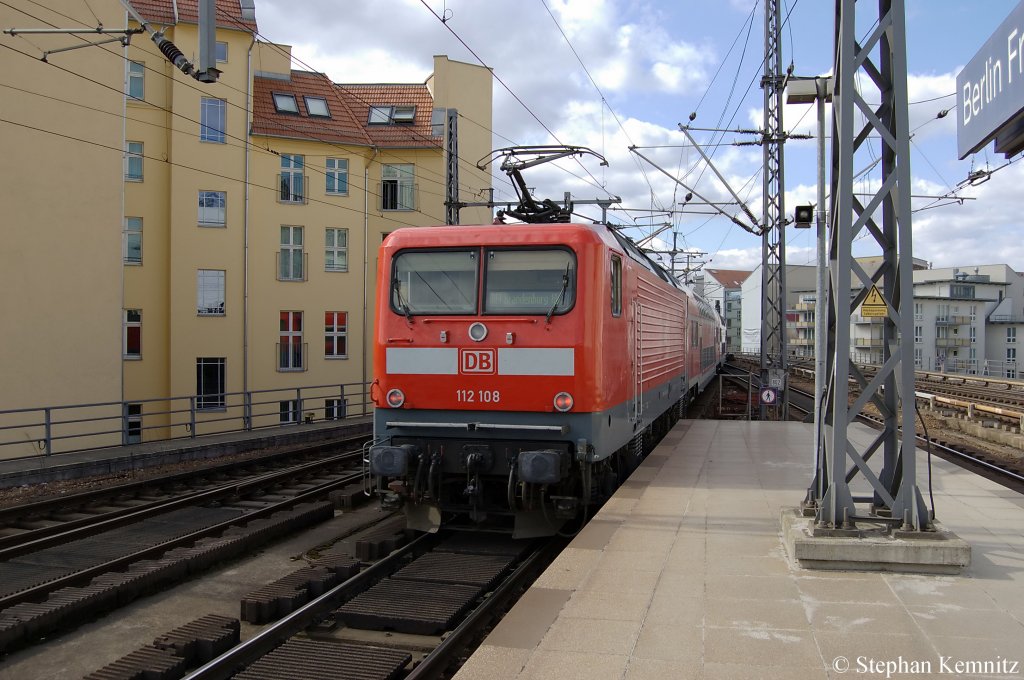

{"left": 368, "top": 228, "right": 601, "bottom": 537}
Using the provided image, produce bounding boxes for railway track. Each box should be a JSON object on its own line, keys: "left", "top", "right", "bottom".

{"left": 0, "top": 433, "right": 369, "bottom": 555}
{"left": 719, "top": 365, "right": 1024, "bottom": 490}
{"left": 74, "top": 530, "right": 560, "bottom": 680}
{"left": 0, "top": 437, "right": 374, "bottom": 651}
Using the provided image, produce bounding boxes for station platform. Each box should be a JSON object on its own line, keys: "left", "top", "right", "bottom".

{"left": 457, "top": 420, "right": 1024, "bottom": 680}
{"left": 0, "top": 417, "right": 372, "bottom": 490}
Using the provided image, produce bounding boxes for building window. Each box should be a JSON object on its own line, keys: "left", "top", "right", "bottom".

{"left": 273, "top": 92, "right": 298, "bottom": 113}
{"left": 611, "top": 255, "right": 622, "bottom": 317}
{"left": 124, "top": 403, "right": 142, "bottom": 444}
{"left": 970, "top": 305, "right": 977, "bottom": 321}
{"left": 215, "top": 41, "right": 228, "bottom": 62}
{"left": 913, "top": 347, "right": 922, "bottom": 368}
{"left": 124, "top": 309, "right": 142, "bottom": 358}
{"left": 125, "top": 141, "right": 143, "bottom": 181}
{"left": 381, "top": 164, "right": 414, "bottom": 211}
{"left": 279, "top": 154, "right": 305, "bottom": 203}
{"left": 196, "top": 358, "right": 226, "bottom": 409}
{"left": 951, "top": 284, "right": 975, "bottom": 299}
{"left": 431, "top": 108, "right": 445, "bottom": 136}
{"left": 197, "top": 269, "right": 225, "bottom": 315}
{"left": 124, "top": 216, "right": 142, "bottom": 264}
{"left": 325, "top": 228, "right": 348, "bottom": 272}
{"left": 913, "top": 326, "right": 922, "bottom": 344}
{"left": 305, "top": 96, "right": 330, "bottom": 117}
{"left": 198, "top": 190, "right": 226, "bottom": 226}
{"left": 970, "top": 326, "right": 977, "bottom": 344}
{"left": 279, "top": 226, "right": 305, "bottom": 281}
{"left": 127, "top": 60, "right": 144, "bottom": 100}
{"left": 279, "top": 399, "right": 299, "bottom": 424}
{"left": 368, "top": 105, "right": 415, "bottom": 124}
{"left": 326, "top": 158, "right": 348, "bottom": 195}
{"left": 325, "top": 311, "right": 348, "bottom": 358}
{"left": 200, "top": 98, "right": 226, "bottom": 143}
{"left": 914, "top": 302, "right": 923, "bottom": 321}
{"left": 325, "top": 398, "right": 344, "bottom": 420}
{"left": 278, "top": 311, "right": 304, "bottom": 371}
{"left": 1009, "top": 327, "right": 1017, "bottom": 344}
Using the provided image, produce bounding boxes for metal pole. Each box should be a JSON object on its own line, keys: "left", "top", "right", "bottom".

{"left": 813, "top": 78, "right": 828, "bottom": 499}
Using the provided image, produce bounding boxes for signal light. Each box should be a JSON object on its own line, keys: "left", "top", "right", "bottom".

{"left": 386, "top": 389, "right": 405, "bottom": 408}
{"left": 794, "top": 205, "right": 814, "bottom": 228}
{"left": 553, "top": 392, "right": 574, "bottom": 412}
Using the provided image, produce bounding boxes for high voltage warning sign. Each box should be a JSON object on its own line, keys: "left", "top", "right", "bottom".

{"left": 861, "top": 285, "right": 888, "bottom": 318}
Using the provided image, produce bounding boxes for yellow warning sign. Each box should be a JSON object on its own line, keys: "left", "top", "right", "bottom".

{"left": 861, "top": 285, "right": 888, "bottom": 318}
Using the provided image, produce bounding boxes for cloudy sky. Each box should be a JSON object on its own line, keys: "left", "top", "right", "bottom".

{"left": 253, "top": 0, "right": 1024, "bottom": 274}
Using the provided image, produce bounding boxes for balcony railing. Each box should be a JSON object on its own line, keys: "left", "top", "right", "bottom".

{"left": 989, "top": 315, "right": 1024, "bottom": 323}
{"left": 851, "top": 314, "right": 883, "bottom": 324}
{"left": 935, "top": 315, "right": 970, "bottom": 325}
{"left": 854, "top": 337, "right": 884, "bottom": 347}
{"left": 935, "top": 337, "right": 970, "bottom": 348}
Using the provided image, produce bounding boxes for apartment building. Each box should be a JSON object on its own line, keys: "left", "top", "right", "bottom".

{"left": 701, "top": 269, "right": 752, "bottom": 355}
{"left": 1, "top": 0, "right": 492, "bottom": 456}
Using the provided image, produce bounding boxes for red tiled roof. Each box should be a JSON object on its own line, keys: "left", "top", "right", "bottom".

{"left": 252, "top": 75, "right": 442, "bottom": 149}
{"left": 337, "top": 84, "right": 441, "bottom": 148}
{"left": 131, "top": 0, "right": 257, "bottom": 33}
{"left": 705, "top": 268, "right": 752, "bottom": 289}
{"left": 253, "top": 71, "right": 371, "bottom": 145}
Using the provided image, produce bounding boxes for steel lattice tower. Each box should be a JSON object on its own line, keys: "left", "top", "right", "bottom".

{"left": 445, "top": 109, "right": 460, "bottom": 225}
{"left": 812, "top": 0, "right": 928, "bottom": 530}
{"left": 760, "top": 0, "right": 788, "bottom": 418}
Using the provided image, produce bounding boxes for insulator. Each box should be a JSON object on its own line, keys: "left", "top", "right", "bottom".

{"left": 153, "top": 35, "right": 194, "bottom": 75}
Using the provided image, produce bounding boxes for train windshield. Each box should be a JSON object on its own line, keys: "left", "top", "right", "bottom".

{"left": 484, "top": 248, "right": 576, "bottom": 315}
{"left": 391, "top": 249, "right": 478, "bottom": 315}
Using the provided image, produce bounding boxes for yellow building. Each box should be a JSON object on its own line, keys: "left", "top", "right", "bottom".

{"left": 0, "top": 0, "right": 492, "bottom": 456}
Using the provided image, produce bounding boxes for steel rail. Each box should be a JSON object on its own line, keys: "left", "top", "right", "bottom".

{"left": 0, "top": 442, "right": 367, "bottom": 561}
{"left": 0, "top": 466, "right": 367, "bottom": 611}
{"left": 0, "top": 432, "right": 368, "bottom": 523}
{"left": 406, "top": 539, "right": 560, "bottom": 680}
{"left": 182, "top": 532, "right": 437, "bottom": 680}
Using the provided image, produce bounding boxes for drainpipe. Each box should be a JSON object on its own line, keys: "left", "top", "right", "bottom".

{"left": 361, "top": 162, "right": 370, "bottom": 414}
{"left": 242, "top": 35, "right": 255, "bottom": 429}
{"left": 120, "top": 14, "right": 129, "bottom": 418}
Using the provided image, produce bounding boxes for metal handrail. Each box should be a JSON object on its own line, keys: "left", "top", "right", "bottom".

{"left": 0, "top": 382, "right": 369, "bottom": 460}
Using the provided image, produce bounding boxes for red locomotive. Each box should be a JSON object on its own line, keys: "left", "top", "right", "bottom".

{"left": 367, "top": 221, "right": 723, "bottom": 537}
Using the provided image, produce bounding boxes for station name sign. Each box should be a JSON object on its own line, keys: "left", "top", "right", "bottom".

{"left": 957, "top": 0, "right": 1024, "bottom": 159}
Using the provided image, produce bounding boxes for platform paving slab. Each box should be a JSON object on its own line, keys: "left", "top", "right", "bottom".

{"left": 455, "top": 420, "right": 1024, "bottom": 680}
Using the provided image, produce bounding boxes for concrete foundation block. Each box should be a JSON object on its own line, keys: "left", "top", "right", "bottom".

{"left": 781, "top": 507, "right": 971, "bottom": 575}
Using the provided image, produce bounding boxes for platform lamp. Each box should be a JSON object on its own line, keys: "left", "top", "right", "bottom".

{"left": 785, "top": 75, "right": 833, "bottom": 499}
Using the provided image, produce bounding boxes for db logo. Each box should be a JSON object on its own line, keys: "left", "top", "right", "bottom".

{"left": 460, "top": 349, "right": 496, "bottom": 374}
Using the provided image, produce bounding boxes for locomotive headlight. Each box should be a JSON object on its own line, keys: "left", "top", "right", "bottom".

{"left": 468, "top": 322, "right": 488, "bottom": 342}
{"left": 553, "top": 392, "right": 574, "bottom": 412}
{"left": 386, "top": 389, "right": 406, "bottom": 408}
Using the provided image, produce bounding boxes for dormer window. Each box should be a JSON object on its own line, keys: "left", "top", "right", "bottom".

{"left": 368, "top": 105, "right": 417, "bottom": 125}
{"left": 273, "top": 93, "right": 298, "bottom": 114}
{"left": 304, "top": 96, "right": 330, "bottom": 117}
{"left": 368, "top": 106, "right": 391, "bottom": 124}
{"left": 391, "top": 106, "right": 415, "bottom": 123}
